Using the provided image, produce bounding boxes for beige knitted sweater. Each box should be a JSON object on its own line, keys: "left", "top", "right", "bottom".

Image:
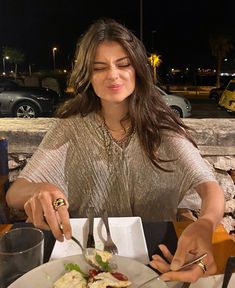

{"left": 19, "top": 113, "right": 215, "bottom": 221}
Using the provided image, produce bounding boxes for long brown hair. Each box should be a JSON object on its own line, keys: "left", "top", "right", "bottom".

{"left": 56, "top": 18, "right": 196, "bottom": 167}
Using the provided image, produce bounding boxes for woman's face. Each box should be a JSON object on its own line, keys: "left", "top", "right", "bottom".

{"left": 91, "top": 41, "right": 136, "bottom": 105}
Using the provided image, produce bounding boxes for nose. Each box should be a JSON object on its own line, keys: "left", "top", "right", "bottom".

{"left": 107, "top": 66, "right": 119, "bottom": 80}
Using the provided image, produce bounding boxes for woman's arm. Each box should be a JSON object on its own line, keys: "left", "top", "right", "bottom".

{"left": 6, "top": 178, "right": 42, "bottom": 209}
{"left": 150, "top": 180, "right": 225, "bottom": 282}
{"left": 6, "top": 178, "right": 72, "bottom": 241}
{"left": 196, "top": 180, "right": 225, "bottom": 230}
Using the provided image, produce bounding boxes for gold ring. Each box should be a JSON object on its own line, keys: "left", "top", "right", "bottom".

{"left": 197, "top": 260, "right": 207, "bottom": 274}
{"left": 53, "top": 198, "right": 66, "bottom": 210}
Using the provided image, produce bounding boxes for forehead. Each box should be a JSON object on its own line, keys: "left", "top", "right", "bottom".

{"left": 94, "top": 40, "right": 128, "bottom": 60}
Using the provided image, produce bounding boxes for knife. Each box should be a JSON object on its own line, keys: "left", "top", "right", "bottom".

{"left": 138, "top": 253, "right": 207, "bottom": 287}
{"left": 86, "top": 206, "right": 95, "bottom": 248}
{"left": 221, "top": 256, "right": 235, "bottom": 288}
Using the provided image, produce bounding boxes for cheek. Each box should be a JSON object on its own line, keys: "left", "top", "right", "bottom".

{"left": 91, "top": 76, "right": 100, "bottom": 93}
{"left": 129, "top": 71, "right": 136, "bottom": 89}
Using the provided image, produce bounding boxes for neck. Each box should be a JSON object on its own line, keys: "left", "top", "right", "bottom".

{"left": 100, "top": 101, "right": 130, "bottom": 132}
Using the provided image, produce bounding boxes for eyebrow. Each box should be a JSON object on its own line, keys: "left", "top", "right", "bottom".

{"left": 93, "top": 56, "right": 129, "bottom": 65}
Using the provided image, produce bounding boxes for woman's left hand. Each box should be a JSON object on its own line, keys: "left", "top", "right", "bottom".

{"left": 149, "top": 218, "right": 217, "bottom": 283}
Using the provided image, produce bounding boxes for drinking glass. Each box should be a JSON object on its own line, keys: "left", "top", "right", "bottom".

{"left": 0, "top": 227, "right": 44, "bottom": 288}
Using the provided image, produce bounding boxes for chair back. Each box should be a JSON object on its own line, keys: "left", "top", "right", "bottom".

{"left": 0, "top": 137, "right": 10, "bottom": 223}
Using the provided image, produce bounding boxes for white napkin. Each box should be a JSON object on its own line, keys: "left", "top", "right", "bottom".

{"left": 50, "top": 217, "right": 149, "bottom": 264}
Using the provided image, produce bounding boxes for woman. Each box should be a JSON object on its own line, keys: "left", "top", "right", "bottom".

{"left": 6, "top": 19, "right": 224, "bottom": 282}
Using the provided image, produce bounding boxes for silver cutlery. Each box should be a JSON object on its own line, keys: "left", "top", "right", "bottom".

{"left": 138, "top": 253, "right": 207, "bottom": 287}
{"left": 101, "top": 210, "right": 118, "bottom": 255}
{"left": 59, "top": 224, "right": 114, "bottom": 270}
{"left": 86, "top": 206, "right": 95, "bottom": 248}
{"left": 221, "top": 256, "right": 235, "bottom": 288}
{"left": 176, "top": 252, "right": 207, "bottom": 270}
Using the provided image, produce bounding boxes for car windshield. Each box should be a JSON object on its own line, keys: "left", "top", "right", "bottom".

{"left": 226, "top": 82, "right": 235, "bottom": 92}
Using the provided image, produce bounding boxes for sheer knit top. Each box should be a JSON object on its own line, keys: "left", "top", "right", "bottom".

{"left": 19, "top": 113, "right": 216, "bottom": 222}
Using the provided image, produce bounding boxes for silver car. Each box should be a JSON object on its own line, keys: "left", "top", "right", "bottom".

{"left": 0, "top": 78, "right": 59, "bottom": 118}
{"left": 156, "top": 86, "right": 191, "bottom": 118}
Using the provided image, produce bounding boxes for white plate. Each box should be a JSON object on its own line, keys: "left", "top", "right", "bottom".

{"left": 9, "top": 254, "right": 167, "bottom": 288}
{"left": 167, "top": 273, "right": 235, "bottom": 288}
{"left": 50, "top": 217, "right": 149, "bottom": 264}
{"left": 189, "top": 273, "right": 235, "bottom": 288}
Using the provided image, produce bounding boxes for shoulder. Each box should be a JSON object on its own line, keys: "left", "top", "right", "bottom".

{"left": 161, "top": 130, "right": 195, "bottom": 151}
{"left": 49, "top": 114, "right": 85, "bottom": 131}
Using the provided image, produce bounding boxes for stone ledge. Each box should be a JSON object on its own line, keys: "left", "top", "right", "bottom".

{"left": 0, "top": 118, "right": 234, "bottom": 155}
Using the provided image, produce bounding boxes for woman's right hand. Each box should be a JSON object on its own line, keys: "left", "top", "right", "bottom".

{"left": 23, "top": 182, "right": 71, "bottom": 241}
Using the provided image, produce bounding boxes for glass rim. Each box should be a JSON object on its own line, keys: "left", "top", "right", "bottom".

{"left": 0, "top": 227, "right": 44, "bottom": 256}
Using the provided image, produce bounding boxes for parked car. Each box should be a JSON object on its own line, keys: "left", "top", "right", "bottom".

{"left": 209, "top": 85, "right": 226, "bottom": 101}
{"left": 218, "top": 79, "right": 235, "bottom": 113}
{"left": 156, "top": 86, "right": 191, "bottom": 118}
{"left": 0, "top": 78, "right": 60, "bottom": 118}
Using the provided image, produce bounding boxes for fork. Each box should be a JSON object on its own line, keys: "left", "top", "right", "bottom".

{"left": 101, "top": 210, "right": 118, "bottom": 255}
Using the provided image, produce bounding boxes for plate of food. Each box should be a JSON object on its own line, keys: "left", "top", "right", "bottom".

{"left": 9, "top": 254, "right": 167, "bottom": 288}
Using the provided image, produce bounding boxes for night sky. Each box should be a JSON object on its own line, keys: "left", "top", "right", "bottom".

{"left": 0, "top": 0, "right": 235, "bottom": 72}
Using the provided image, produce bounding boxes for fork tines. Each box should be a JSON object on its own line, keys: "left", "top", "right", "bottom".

{"left": 101, "top": 210, "right": 118, "bottom": 255}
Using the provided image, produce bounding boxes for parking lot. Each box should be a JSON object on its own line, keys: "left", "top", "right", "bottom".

{"left": 190, "top": 98, "right": 234, "bottom": 118}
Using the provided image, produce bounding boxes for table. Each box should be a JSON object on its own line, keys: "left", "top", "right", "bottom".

{"left": 1, "top": 221, "right": 235, "bottom": 275}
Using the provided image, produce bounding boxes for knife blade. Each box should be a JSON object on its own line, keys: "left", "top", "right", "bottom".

{"left": 86, "top": 206, "right": 95, "bottom": 248}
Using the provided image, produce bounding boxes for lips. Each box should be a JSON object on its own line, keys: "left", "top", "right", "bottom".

{"left": 108, "top": 84, "right": 122, "bottom": 91}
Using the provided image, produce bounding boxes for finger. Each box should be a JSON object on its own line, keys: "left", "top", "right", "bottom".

{"left": 150, "top": 255, "right": 171, "bottom": 273}
{"left": 24, "top": 200, "right": 33, "bottom": 223}
{"left": 158, "top": 244, "right": 174, "bottom": 263}
{"left": 40, "top": 194, "right": 65, "bottom": 241}
{"left": 171, "top": 240, "right": 189, "bottom": 271}
{"left": 56, "top": 207, "right": 71, "bottom": 239}
{"left": 31, "top": 197, "right": 50, "bottom": 230}
{"left": 160, "top": 264, "right": 205, "bottom": 283}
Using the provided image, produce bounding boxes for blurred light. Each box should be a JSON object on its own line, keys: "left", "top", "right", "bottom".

{"left": 52, "top": 47, "right": 57, "bottom": 70}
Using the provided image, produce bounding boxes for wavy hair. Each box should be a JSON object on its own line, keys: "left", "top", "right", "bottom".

{"left": 56, "top": 18, "right": 196, "bottom": 168}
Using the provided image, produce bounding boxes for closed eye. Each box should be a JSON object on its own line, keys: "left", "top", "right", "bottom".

{"left": 93, "top": 66, "right": 107, "bottom": 71}
{"left": 117, "top": 63, "right": 131, "bottom": 68}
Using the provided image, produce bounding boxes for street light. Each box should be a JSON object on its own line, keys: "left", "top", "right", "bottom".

{"left": 2, "top": 56, "right": 9, "bottom": 75}
{"left": 52, "top": 47, "right": 57, "bottom": 71}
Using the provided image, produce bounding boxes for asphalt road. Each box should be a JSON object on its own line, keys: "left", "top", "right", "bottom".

{"left": 189, "top": 98, "right": 234, "bottom": 118}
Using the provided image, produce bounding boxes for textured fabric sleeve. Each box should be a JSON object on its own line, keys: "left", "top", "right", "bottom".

{"left": 163, "top": 135, "right": 216, "bottom": 203}
{"left": 18, "top": 119, "right": 70, "bottom": 196}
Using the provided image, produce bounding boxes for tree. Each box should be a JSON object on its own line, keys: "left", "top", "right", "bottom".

{"left": 2, "top": 46, "right": 25, "bottom": 78}
{"left": 209, "top": 33, "right": 233, "bottom": 87}
{"left": 148, "top": 53, "right": 162, "bottom": 83}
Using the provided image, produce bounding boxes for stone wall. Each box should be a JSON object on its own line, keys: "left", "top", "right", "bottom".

{"left": 0, "top": 118, "right": 235, "bottom": 230}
